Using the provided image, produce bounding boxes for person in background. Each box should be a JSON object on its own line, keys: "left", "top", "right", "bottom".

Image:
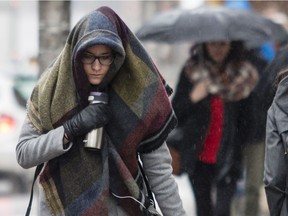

{"left": 168, "top": 41, "right": 259, "bottom": 216}
{"left": 236, "top": 40, "right": 288, "bottom": 216}
{"left": 16, "top": 6, "right": 186, "bottom": 216}
{"left": 232, "top": 48, "right": 269, "bottom": 216}
{"left": 260, "top": 43, "right": 288, "bottom": 101}
{"left": 264, "top": 67, "right": 288, "bottom": 216}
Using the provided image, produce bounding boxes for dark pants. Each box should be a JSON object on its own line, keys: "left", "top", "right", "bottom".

{"left": 189, "top": 161, "right": 237, "bottom": 216}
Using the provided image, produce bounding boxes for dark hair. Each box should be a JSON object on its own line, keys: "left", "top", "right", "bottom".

{"left": 189, "top": 41, "right": 246, "bottom": 70}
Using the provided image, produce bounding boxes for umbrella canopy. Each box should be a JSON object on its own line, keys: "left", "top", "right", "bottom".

{"left": 136, "top": 6, "right": 286, "bottom": 45}
{"left": 246, "top": 17, "right": 288, "bottom": 48}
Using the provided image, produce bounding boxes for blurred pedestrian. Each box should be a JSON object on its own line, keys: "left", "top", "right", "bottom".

{"left": 264, "top": 68, "right": 288, "bottom": 216}
{"left": 232, "top": 48, "right": 269, "bottom": 216}
{"left": 167, "top": 41, "right": 259, "bottom": 216}
{"left": 260, "top": 43, "right": 288, "bottom": 99}
{"left": 16, "top": 6, "right": 186, "bottom": 216}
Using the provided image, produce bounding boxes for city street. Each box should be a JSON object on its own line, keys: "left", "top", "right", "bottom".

{"left": 0, "top": 194, "right": 38, "bottom": 216}
{"left": 0, "top": 1, "right": 279, "bottom": 216}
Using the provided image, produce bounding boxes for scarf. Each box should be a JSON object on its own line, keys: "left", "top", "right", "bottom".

{"left": 27, "top": 6, "right": 176, "bottom": 215}
{"left": 185, "top": 59, "right": 259, "bottom": 101}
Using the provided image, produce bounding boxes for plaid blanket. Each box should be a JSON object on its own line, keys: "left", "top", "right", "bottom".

{"left": 27, "top": 6, "right": 176, "bottom": 216}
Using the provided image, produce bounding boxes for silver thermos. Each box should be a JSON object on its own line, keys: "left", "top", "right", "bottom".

{"left": 83, "top": 91, "right": 108, "bottom": 150}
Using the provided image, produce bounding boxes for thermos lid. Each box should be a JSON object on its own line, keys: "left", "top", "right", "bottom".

{"left": 88, "top": 91, "right": 108, "bottom": 104}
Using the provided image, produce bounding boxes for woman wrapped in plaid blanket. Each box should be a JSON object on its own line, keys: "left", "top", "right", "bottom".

{"left": 16, "top": 6, "right": 186, "bottom": 216}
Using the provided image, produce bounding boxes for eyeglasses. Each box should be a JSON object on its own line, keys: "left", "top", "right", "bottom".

{"left": 80, "top": 52, "right": 114, "bottom": 66}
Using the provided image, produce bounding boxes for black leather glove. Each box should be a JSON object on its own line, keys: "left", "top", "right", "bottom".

{"left": 63, "top": 103, "right": 111, "bottom": 141}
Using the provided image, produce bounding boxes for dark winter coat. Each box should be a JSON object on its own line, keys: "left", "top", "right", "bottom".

{"left": 168, "top": 68, "right": 243, "bottom": 182}
{"left": 264, "top": 75, "right": 288, "bottom": 216}
{"left": 236, "top": 50, "right": 269, "bottom": 146}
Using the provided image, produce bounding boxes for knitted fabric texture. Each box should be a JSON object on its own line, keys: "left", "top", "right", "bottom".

{"left": 27, "top": 6, "right": 176, "bottom": 215}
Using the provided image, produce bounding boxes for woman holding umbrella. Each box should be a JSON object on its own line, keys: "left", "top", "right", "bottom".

{"left": 168, "top": 40, "right": 259, "bottom": 216}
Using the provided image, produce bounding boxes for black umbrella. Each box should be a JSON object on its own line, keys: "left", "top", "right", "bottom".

{"left": 136, "top": 6, "right": 285, "bottom": 45}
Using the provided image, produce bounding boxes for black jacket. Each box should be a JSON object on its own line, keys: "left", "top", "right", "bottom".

{"left": 168, "top": 68, "right": 243, "bottom": 182}
{"left": 236, "top": 50, "right": 269, "bottom": 146}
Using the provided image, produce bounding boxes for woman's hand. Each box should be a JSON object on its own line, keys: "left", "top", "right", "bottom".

{"left": 190, "top": 79, "right": 210, "bottom": 103}
{"left": 63, "top": 103, "right": 111, "bottom": 141}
